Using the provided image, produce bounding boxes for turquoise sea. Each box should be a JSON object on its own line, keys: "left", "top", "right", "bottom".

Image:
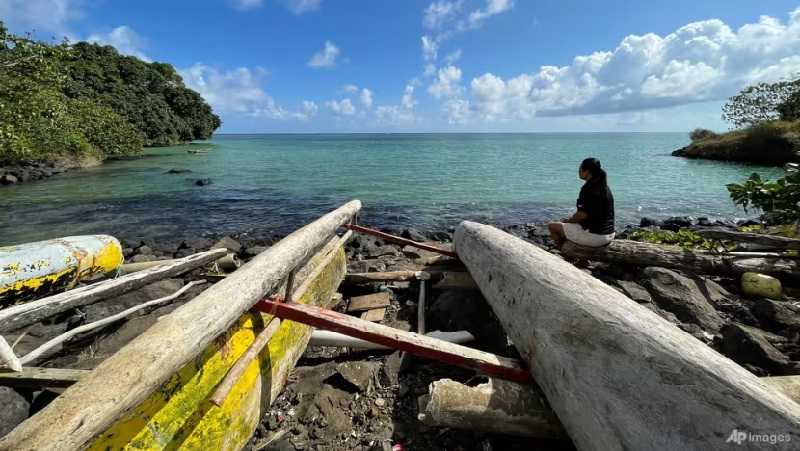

{"left": 0, "top": 133, "right": 784, "bottom": 245}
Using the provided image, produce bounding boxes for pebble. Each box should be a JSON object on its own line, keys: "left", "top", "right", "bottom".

{"left": 374, "top": 398, "right": 386, "bottom": 407}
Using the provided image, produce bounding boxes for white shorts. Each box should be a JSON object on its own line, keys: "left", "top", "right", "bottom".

{"left": 561, "top": 222, "right": 615, "bottom": 247}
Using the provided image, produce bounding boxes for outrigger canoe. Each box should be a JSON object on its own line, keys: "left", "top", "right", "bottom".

{"left": 0, "top": 200, "right": 361, "bottom": 451}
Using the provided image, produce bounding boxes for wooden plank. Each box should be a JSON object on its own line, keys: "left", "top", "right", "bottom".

{"left": 455, "top": 221, "right": 800, "bottom": 450}
{"left": 0, "top": 367, "right": 90, "bottom": 388}
{"left": 346, "top": 271, "right": 428, "bottom": 283}
{"left": 347, "top": 292, "right": 391, "bottom": 312}
{"left": 360, "top": 308, "right": 386, "bottom": 322}
{"left": 695, "top": 228, "right": 800, "bottom": 250}
{"left": 252, "top": 299, "right": 533, "bottom": 384}
{"left": 0, "top": 249, "right": 227, "bottom": 333}
{"left": 0, "top": 200, "right": 360, "bottom": 451}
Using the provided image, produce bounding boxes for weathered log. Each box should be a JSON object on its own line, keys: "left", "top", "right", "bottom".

{"left": 0, "top": 367, "right": 90, "bottom": 388}
{"left": 0, "top": 249, "right": 226, "bottom": 333}
{"left": 346, "top": 271, "right": 429, "bottom": 283}
{"left": 418, "top": 376, "right": 800, "bottom": 440}
{"left": 695, "top": 228, "right": 800, "bottom": 250}
{"left": 0, "top": 200, "right": 360, "bottom": 451}
{"left": 19, "top": 280, "right": 205, "bottom": 366}
{"left": 0, "top": 335, "right": 22, "bottom": 372}
{"left": 455, "top": 221, "right": 800, "bottom": 450}
{"left": 561, "top": 239, "right": 800, "bottom": 281}
{"left": 417, "top": 378, "right": 566, "bottom": 439}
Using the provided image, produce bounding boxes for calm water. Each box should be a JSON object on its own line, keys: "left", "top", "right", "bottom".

{"left": 0, "top": 133, "right": 783, "bottom": 245}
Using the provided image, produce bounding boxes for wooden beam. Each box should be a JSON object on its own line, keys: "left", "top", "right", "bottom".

{"left": 0, "top": 367, "right": 90, "bottom": 388}
{"left": 309, "top": 330, "right": 475, "bottom": 349}
{"left": 346, "top": 271, "right": 429, "bottom": 283}
{"left": 695, "top": 228, "right": 800, "bottom": 250}
{"left": 456, "top": 221, "right": 800, "bottom": 450}
{"left": 347, "top": 292, "right": 391, "bottom": 312}
{"left": 252, "top": 299, "right": 532, "bottom": 384}
{"left": 0, "top": 249, "right": 227, "bottom": 333}
{"left": 0, "top": 200, "right": 361, "bottom": 451}
{"left": 561, "top": 239, "right": 800, "bottom": 281}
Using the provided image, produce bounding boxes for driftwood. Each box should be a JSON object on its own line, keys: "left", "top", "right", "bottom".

{"left": 0, "top": 200, "right": 361, "bottom": 451}
{"left": 345, "top": 271, "right": 429, "bottom": 283}
{"left": 0, "top": 335, "right": 22, "bottom": 372}
{"left": 695, "top": 228, "right": 800, "bottom": 250}
{"left": 309, "top": 330, "right": 474, "bottom": 349}
{"left": 18, "top": 280, "right": 205, "bottom": 366}
{"left": 0, "top": 367, "right": 90, "bottom": 388}
{"left": 0, "top": 249, "right": 226, "bottom": 333}
{"left": 417, "top": 378, "right": 566, "bottom": 439}
{"left": 455, "top": 221, "right": 800, "bottom": 450}
{"left": 561, "top": 239, "right": 800, "bottom": 281}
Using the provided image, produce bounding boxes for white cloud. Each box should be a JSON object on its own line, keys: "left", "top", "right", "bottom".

{"left": 468, "top": 0, "right": 515, "bottom": 28}
{"left": 308, "top": 40, "right": 340, "bottom": 68}
{"left": 293, "top": 100, "right": 319, "bottom": 120}
{"left": 284, "top": 0, "right": 321, "bottom": 14}
{"left": 376, "top": 84, "right": 417, "bottom": 125}
{"left": 463, "top": 8, "right": 800, "bottom": 121}
{"left": 86, "top": 26, "right": 150, "bottom": 61}
{"left": 360, "top": 88, "right": 373, "bottom": 108}
{"left": 444, "top": 48, "right": 462, "bottom": 64}
{"left": 423, "top": 0, "right": 463, "bottom": 29}
{"left": 444, "top": 98, "right": 470, "bottom": 124}
{"left": 0, "top": 0, "right": 82, "bottom": 35}
{"left": 326, "top": 98, "right": 356, "bottom": 116}
{"left": 421, "top": 35, "right": 439, "bottom": 61}
{"left": 343, "top": 84, "right": 359, "bottom": 94}
{"left": 231, "top": 0, "right": 262, "bottom": 11}
{"left": 428, "top": 65, "right": 462, "bottom": 98}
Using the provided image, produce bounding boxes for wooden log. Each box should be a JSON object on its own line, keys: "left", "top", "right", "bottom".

{"left": 418, "top": 378, "right": 566, "bottom": 439}
{"left": 346, "top": 271, "right": 429, "bottom": 283}
{"left": 0, "top": 335, "right": 22, "bottom": 372}
{"left": 0, "top": 249, "right": 226, "bottom": 333}
{"left": 0, "top": 367, "right": 90, "bottom": 388}
{"left": 455, "top": 221, "right": 800, "bottom": 450}
{"left": 561, "top": 239, "right": 800, "bottom": 281}
{"left": 360, "top": 308, "right": 386, "bottom": 322}
{"left": 0, "top": 200, "right": 360, "bottom": 451}
{"left": 253, "top": 299, "right": 532, "bottom": 384}
{"left": 19, "top": 280, "right": 205, "bottom": 366}
{"left": 695, "top": 228, "right": 800, "bottom": 250}
{"left": 309, "top": 329, "right": 474, "bottom": 349}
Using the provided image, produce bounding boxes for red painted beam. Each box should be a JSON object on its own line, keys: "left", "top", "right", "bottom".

{"left": 252, "top": 299, "right": 533, "bottom": 384}
{"left": 343, "top": 224, "right": 459, "bottom": 259}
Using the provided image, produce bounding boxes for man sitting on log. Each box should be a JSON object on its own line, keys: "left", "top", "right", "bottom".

{"left": 548, "top": 158, "right": 615, "bottom": 249}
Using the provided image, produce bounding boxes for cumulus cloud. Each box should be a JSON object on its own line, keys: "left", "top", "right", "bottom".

{"left": 423, "top": 0, "right": 464, "bottom": 29}
{"left": 468, "top": 0, "right": 514, "bottom": 28}
{"left": 421, "top": 36, "right": 439, "bottom": 62}
{"left": 360, "top": 88, "right": 373, "bottom": 108}
{"left": 376, "top": 84, "right": 417, "bottom": 125}
{"left": 428, "top": 65, "right": 463, "bottom": 98}
{"left": 326, "top": 98, "right": 356, "bottom": 116}
{"left": 0, "top": 0, "right": 82, "bottom": 35}
{"left": 87, "top": 26, "right": 150, "bottom": 61}
{"left": 284, "top": 0, "right": 321, "bottom": 14}
{"left": 464, "top": 8, "right": 800, "bottom": 122}
{"left": 308, "top": 40, "right": 340, "bottom": 68}
{"left": 180, "top": 64, "right": 310, "bottom": 120}
{"left": 444, "top": 48, "right": 462, "bottom": 65}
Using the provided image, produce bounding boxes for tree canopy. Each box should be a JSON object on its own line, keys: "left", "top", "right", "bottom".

{"left": 722, "top": 77, "right": 800, "bottom": 128}
{"left": 0, "top": 23, "right": 220, "bottom": 164}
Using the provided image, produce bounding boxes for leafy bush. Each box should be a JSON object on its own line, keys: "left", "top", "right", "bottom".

{"left": 627, "top": 228, "right": 727, "bottom": 251}
{"left": 727, "top": 168, "right": 800, "bottom": 224}
{"left": 689, "top": 128, "right": 718, "bottom": 141}
{"left": 778, "top": 89, "right": 800, "bottom": 121}
{"left": 722, "top": 79, "right": 800, "bottom": 128}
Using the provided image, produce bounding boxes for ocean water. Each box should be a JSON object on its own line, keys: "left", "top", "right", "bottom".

{"left": 0, "top": 133, "right": 784, "bottom": 245}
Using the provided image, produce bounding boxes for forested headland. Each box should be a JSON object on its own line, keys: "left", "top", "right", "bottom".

{"left": 0, "top": 23, "right": 220, "bottom": 166}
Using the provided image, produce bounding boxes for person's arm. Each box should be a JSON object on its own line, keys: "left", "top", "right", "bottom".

{"left": 563, "top": 209, "right": 588, "bottom": 224}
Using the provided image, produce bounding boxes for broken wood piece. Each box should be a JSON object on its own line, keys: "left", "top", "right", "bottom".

{"left": 346, "top": 271, "right": 430, "bottom": 283}
{"left": 417, "top": 378, "right": 566, "bottom": 439}
{"left": 360, "top": 308, "right": 386, "bottom": 322}
{"left": 309, "top": 330, "right": 474, "bottom": 349}
{"left": 252, "top": 299, "right": 532, "bottom": 384}
{"left": 19, "top": 280, "right": 205, "bottom": 366}
{"left": 0, "top": 367, "right": 90, "bottom": 388}
{"left": 347, "top": 292, "right": 391, "bottom": 312}
{"left": 432, "top": 272, "right": 478, "bottom": 290}
{"left": 215, "top": 253, "right": 242, "bottom": 272}
{"left": 695, "top": 228, "right": 800, "bottom": 250}
{"left": 455, "top": 221, "right": 800, "bottom": 450}
{"left": 0, "top": 335, "right": 22, "bottom": 372}
{"left": 561, "top": 239, "right": 800, "bottom": 281}
{"left": 0, "top": 249, "right": 226, "bottom": 333}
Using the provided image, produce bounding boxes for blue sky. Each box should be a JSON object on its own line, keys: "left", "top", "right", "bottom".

{"left": 3, "top": 1, "right": 800, "bottom": 133}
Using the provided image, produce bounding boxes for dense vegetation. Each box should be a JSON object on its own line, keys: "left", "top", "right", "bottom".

{"left": 727, "top": 165, "right": 800, "bottom": 224}
{"left": 721, "top": 78, "right": 800, "bottom": 128}
{"left": 0, "top": 24, "right": 220, "bottom": 164}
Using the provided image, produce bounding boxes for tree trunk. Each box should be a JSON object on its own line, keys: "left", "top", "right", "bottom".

{"left": 455, "top": 221, "right": 800, "bottom": 451}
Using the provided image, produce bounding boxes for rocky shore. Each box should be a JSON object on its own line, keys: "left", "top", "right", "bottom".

{"left": 1, "top": 217, "right": 798, "bottom": 450}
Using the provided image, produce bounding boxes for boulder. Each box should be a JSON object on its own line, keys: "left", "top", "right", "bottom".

{"left": 615, "top": 280, "right": 652, "bottom": 303}
{"left": 642, "top": 267, "right": 724, "bottom": 332}
{"left": 212, "top": 236, "right": 242, "bottom": 253}
{"left": 130, "top": 254, "right": 156, "bottom": 263}
{"left": 693, "top": 277, "right": 734, "bottom": 305}
{"left": 194, "top": 178, "right": 212, "bottom": 186}
{"left": 752, "top": 299, "right": 800, "bottom": 332}
{"left": 719, "top": 323, "right": 792, "bottom": 374}
{"left": 243, "top": 245, "right": 269, "bottom": 258}
{"left": 165, "top": 168, "right": 192, "bottom": 174}
{"left": 0, "top": 387, "right": 29, "bottom": 437}
{"left": 328, "top": 361, "right": 380, "bottom": 393}
{"left": 181, "top": 237, "right": 214, "bottom": 251}
{"left": 0, "top": 174, "right": 19, "bottom": 185}
{"left": 660, "top": 216, "right": 693, "bottom": 231}
{"left": 741, "top": 272, "right": 782, "bottom": 299}
{"left": 639, "top": 217, "right": 661, "bottom": 227}
{"left": 401, "top": 229, "right": 427, "bottom": 242}
{"left": 137, "top": 245, "right": 154, "bottom": 256}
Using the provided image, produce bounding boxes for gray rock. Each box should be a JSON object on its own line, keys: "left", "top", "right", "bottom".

{"left": 615, "top": 280, "right": 652, "bottom": 303}
{"left": 212, "top": 236, "right": 242, "bottom": 253}
{"left": 137, "top": 245, "right": 154, "bottom": 255}
{"left": 243, "top": 245, "right": 269, "bottom": 258}
{"left": 753, "top": 299, "right": 800, "bottom": 332}
{"left": 401, "top": 229, "right": 426, "bottom": 242}
{"left": 331, "top": 361, "right": 379, "bottom": 393}
{"left": 130, "top": 254, "right": 156, "bottom": 263}
{"left": 0, "top": 174, "right": 19, "bottom": 185}
{"left": 366, "top": 245, "right": 398, "bottom": 259}
{"left": 194, "top": 178, "right": 212, "bottom": 186}
{"left": 643, "top": 267, "right": 724, "bottom": 332}
{"left": 348, "top": 260, "right": 370, "bottom": 273}
{"left": 693, "top": 277, "right": 734, "bottom": 305}
{"left": 182, "top": 236, "right": 213, "bottom": 251}
{"left": 719, "top": 323, "right": 791, "bottom": 373}
{"left": 400, "top": 245, "right": 421, "bottom": 259}
{"left": 83, "top": 279, "right": 184, "bottom": 322}
{"left": 0, "top": 387, "right": 29, "bottom": 437}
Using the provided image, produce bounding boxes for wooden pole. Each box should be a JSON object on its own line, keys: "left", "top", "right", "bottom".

{"left": 0, "top": 200, "right": 361, "bottom": 451}
{"left": 455, "top": 221, "right": 800, "bottom": 450}
{"left": 309, "top": 330, "right": 474, "bottom": 349}
{"left": 695, "top": 228, "right": 800, "bottom": 250}
{"left": 346, "top": 271, "right": 430, "bottom": 283}
{"left": 0, "top": 249, "right": 226, "bottom": 333}
{"left": 343, "top": 224, "right": 458, "bottom": 258}
{"left": 417, "top": 279, "right": 427, "bottom": 334}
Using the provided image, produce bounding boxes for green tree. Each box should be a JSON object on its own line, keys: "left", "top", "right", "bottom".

{"left": 722, "top": 78, "right": 800, "bottom": 128}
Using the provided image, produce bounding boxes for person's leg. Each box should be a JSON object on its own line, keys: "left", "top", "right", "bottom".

{"left": 548, "top": 222, "right": 566, "bottom": 249}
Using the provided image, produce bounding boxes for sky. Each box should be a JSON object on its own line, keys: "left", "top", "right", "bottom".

{"left": 2, "top": 1, "right": 800, "bottom": 133}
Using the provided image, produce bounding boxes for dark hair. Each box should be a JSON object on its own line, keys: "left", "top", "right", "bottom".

{"left": 580, "top": 157, "right": 607, "bottom": 183}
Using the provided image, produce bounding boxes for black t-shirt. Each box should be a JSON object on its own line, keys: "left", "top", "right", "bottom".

{"left": 576, "top": 178, "right": 615, "bottom": 235}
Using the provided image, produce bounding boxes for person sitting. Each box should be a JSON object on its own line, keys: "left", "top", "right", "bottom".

{"left": 548, "top": 157, "right": 615, "bottom": 249}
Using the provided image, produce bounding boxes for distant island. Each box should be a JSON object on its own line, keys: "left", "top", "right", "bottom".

{"left": 673, "top": 77, "right": 800, "bottom": 166}
{"left": 0, "top": 23, "right": 220, "bottom": 184}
